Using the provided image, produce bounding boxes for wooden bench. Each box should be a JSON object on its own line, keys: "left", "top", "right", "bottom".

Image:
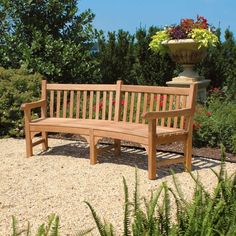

{"left": 21, "top": 80, "right": 197, "bottom": 180}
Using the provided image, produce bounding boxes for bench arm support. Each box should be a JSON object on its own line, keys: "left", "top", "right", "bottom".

{"left": 21, "top": 99, "right": 47, "bottom": 122}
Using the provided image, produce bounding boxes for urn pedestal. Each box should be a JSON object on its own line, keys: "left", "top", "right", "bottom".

{"left": 163, "top": 39, "right": 210, "bottom": 100}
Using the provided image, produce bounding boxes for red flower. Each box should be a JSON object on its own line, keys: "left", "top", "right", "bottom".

{"left": 112, "top": 99, "right": 116, "bottom": 105}
{"left": 206, "top": 111, "right": 212, "bottom": 117}
{"left": 195, "top": 15, "right": 208, "bottom": 29}
{"left": 120, "top": 99, "right": 125, "bottom": 106}
{"left": 181, "top": 18, "right": 195, "bottom": 33}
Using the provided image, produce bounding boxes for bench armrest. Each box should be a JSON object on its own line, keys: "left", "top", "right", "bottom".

{"left": 142, "top": 108, "right": 192, "bottom": 119}
{"left": 21, "top": 99, "right": 47, "bottom": 123}
{"left": 21, "top": 99, "right": 46, "bottom": 111}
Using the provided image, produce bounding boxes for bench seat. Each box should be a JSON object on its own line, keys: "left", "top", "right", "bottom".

{"left": 30, "top": 118, "right": 188, "bottom": 146}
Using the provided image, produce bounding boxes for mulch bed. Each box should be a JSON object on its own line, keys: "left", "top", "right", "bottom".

{"left": 50, "top": 134, "right": 236, "bottom": 163}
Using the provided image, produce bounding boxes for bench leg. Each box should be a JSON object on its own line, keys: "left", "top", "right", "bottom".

{"left": 114, "top": 139, "right": 121, "bottom": 157}
{"left": 184, "top": 135, "right": 192, "bottom": 171}
{"left": 89, "top": 131, "right": 97, "bottom": 165}
{"left": 42, "top": 131, "right": 48, "bottom": 151}
{"left": 25, "top": 130, "right": 33, "bottom": 158}
{"left": 148, "top": 143, "right": 157, "bottom": 180}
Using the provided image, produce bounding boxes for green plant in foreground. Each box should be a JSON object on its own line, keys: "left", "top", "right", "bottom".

{"left": 11, "top": 213, "right": 93, "bottom": 236}
{"left": 10, "top": 147, "right": 236, "bottom": 235}
{"left": 87, "top": 149, "right": 236, "bottom": 235}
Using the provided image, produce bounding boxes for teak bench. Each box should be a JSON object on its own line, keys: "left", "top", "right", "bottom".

{"left": 21, "top": 80, "right": 197, "bottom": 180}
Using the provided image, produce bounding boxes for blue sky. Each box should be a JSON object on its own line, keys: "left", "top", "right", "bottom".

{"left": 79, "top": 0, "right": 236, "bottom": 39}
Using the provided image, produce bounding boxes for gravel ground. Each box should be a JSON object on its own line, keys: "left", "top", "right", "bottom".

{"left": 0, "top": 138, "right": 236, "bottom": 235}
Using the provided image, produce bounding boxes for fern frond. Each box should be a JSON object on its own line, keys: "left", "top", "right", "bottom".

{"left": 123, "top": 177, "right": 131, "bottom": 236}
{"left": 11, "top": 216, "right": 27, "bottom": 236}
{"left": 171, "top": 169, "right": 188, "bottom": 207}
{"left": 75, "top": 227, "right": 94, "bottom": 236}
{"left": 12, "top": 216, "right": 18, "bottom": 236}
{"left": 84, "top": 201, "right": 106, "bottom": 236}
{"left": 36, "top": 224, "right": 46, "bottom": 236}
{"left": 133, "top": 167, "right": 139, "bottom": 213}
{"left": 45, "top": 214, "right": 56, "bottom": 235}
{"left": 50, "top": 215, "right": 60, "bottom": 236}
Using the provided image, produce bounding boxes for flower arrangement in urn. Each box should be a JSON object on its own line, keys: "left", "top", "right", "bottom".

{"left": 150, "top": 16, "right": 219, "bottom": 82}
{"left": 149, "top": 16, "right": 219, "bottom": 54}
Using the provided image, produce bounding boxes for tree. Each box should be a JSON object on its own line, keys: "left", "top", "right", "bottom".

{"left": 199, "top": 28, "right": 236, "bottom": 99}
{"left": 97, "top": 30, "right": 136, "bottom": 84}
{"left": 0, "top": 0, "right": 101, "bottom": 83}
{"left": 134, "top": 27, "right": 176, "bottom": 86}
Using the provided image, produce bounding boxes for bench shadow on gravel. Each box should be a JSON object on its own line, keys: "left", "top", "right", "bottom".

{"left": 40, "top": 141, "right": 220, "bottom": 179}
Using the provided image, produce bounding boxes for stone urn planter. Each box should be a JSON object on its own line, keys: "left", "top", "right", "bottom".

{"left": 163, "top": 39, "right": 210, "bottom": 100}
{"left": 162, "top": 39, "right": 207, "bottom": 82}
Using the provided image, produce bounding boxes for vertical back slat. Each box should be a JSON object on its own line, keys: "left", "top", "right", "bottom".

{"left": 123, "top": 92, "right": 129, "bottom": 122}
{"left": 69, "top": 91, "right": 74, "bottom": 118}
{"left": 56, "top": 90, "right": 61, "bottom": 118}
{"left": 150, "top": 94, "right": 154, "bottom": 111}
{"left": 89, "top": 91, "right": 94, "bottom": 119}
{"left": 129, "top": 92, "right": 135, "bottom": 122}
{"left": 82, "top": 91, "right": 87, "bottom": 119}
{"left": 167, "top": 95, "right": 174, "bottom": 127}
{"left": 142, "top": 93, "right": 148, "bottom": 124}
{"left": 63, "top": 91, "right": 67, "bottom": 118}
{"left": 135, "top": 93, "right": 142, "bottom": 123}
{"left": 108, "top": 91, "right": 113, "bottom": 120}
{"left": 161, "top": 94, "right": 167, "bottom": 126}
{"left": 114, "top": 80, "right": 122, "bottom": 122}
{"left": 96, "top": 91, "right": 100, "bottom": 119}
{"left": 174, "top": 95, "right": 180, "bottom": 128}
{"left": 180, "top": 95, "right": 187, "bottom": 129}
{"left": 50, "top": 90, "right": 54, "bottom": 117}
{"left": 76, "top": 91, "right": 81, "bottom": 118}
{"left": 102, "top": 91, "right": 107, "bottom": 120}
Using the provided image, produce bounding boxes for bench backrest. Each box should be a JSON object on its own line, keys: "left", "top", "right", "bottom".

{"left": 42, "top": 80, "right": 197, "bottom": 130}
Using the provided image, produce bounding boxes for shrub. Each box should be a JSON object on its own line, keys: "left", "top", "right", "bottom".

{"left": 0, "top": 67, "right": 42, "bottom": 137}
{"left": 193, "top": 91, "right": 236, "bottom": 153}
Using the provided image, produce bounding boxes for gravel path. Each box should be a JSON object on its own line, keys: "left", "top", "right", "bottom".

{"left": 0, "top": 138, "right": 236, "bottom": 235}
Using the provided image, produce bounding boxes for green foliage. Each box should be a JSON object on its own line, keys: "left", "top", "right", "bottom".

{"left": 190, "top": 28, "right": 219, "bottom": 48}
{"left": 97, "top": 30, "right": 136, "bottom": 84}
{"left": 12, "top": 214, "right": 59, "bottom": 236}
{"left": 193, "top": 92, "right": 236, "bottom": 153}
{"left": 198, "top": 29, "right": 236, "bottom": 96}
{"left": 8, "top": 156, "right": 236, "bottom": 235}
{"left": 134, "top": 27, "right": 177, "bottom": 86}
{"left": 0, "top": 67, "right": 42, "bottom": 137}
{"left": 87, "top": 159, "right": 236, "bottom": 235}
{"left": 0, "top": 0, "right": 100, "bottom": 83}
{"left": 149, "top": 30, "right": 170, "bottom": 54}
{"left": 11, "top": 213, "right": 93, "bottom": 236}
{"left": 97, "top": 27, "right": 176, "bottom": 86}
